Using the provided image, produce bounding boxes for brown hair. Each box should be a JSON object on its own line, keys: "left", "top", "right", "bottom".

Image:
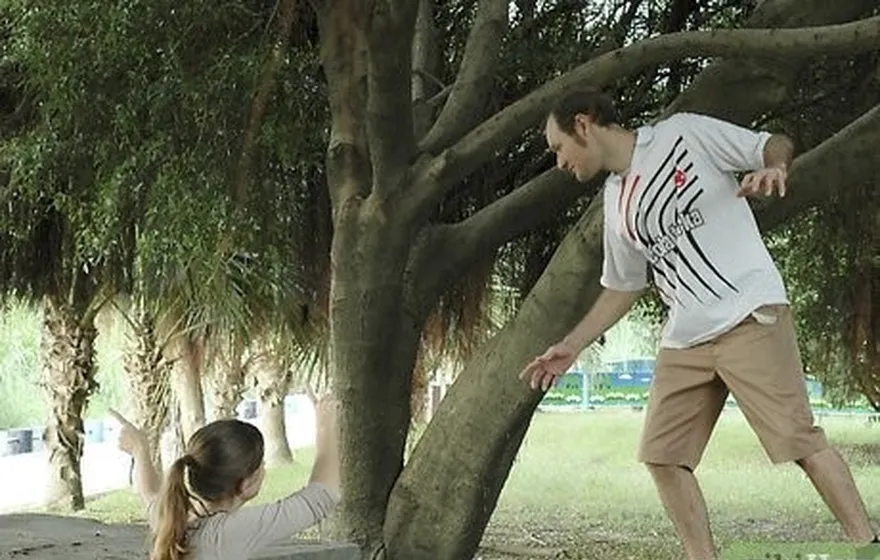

{"left": 547, "top": 87, "right": 619, "bottom": 135}
{"left": 150, "top": 419, "right": 264, "bottom": 560}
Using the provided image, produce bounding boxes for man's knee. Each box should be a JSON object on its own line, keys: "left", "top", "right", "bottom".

{"left": 645, "top": 462, "right": 694, "bottom": 482}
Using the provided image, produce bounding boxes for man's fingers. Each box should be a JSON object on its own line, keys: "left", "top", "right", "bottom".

{"left": 737, "top": 174, "right": 755, "bottom": 197}
{"left": 540, "top": 372, "right": 556, "bottom": 392}
{"left": 519, "top": 360, "right": 540, "bottom": 380}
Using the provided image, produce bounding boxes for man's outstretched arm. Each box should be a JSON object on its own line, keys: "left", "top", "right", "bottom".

{"left": 520, "top": 287, "right": 643, "bottom": 391}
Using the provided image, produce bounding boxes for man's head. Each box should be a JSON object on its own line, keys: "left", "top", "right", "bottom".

{"left": 545, "top": 88, "right": 619, "bottom": 182}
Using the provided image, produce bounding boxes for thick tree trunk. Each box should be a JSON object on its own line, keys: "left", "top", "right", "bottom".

{"left": 123, "top": 304, "right": 171, "bottom": 473}
{"left": 40, "top": 294, "right": 98, "bottom": 511}
{"left": 330, "top": 210, "right": 420, "bottom": 552}
{"left": 254, "top": 353, "right": 294, "bottom": 466}
{"left": 169, "top": 335, "right": 206, "bottom": 442}
{"left": 315, "top": 0, "right": 421, "bottom": 552}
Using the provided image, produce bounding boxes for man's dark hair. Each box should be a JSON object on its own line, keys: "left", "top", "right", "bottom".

{"left": 548, "top": 88, "right": 619, "bottom": 135}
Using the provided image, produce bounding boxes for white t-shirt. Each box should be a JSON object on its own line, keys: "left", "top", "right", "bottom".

{"left": 601, "top": 112, "right": 789, "bottom": 349}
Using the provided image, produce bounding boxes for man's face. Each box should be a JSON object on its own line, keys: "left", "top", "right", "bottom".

{"left": 545, "top": 114, "right": 603, "bottom": 182}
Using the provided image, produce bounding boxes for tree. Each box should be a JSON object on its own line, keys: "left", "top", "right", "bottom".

{"left": 0, "top": 0, "right": 322, "bottom": 506}
{"left": 303, "top": 0, "right": 880, "bottom": 556}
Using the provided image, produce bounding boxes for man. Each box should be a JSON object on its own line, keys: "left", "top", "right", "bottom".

{"left": 519, "top": 88, "right": 878, "bottom": 559}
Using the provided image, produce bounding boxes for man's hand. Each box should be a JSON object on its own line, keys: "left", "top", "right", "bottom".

{"left": 737, "top": 166, "right": 787, "bottom": 198}
{"left": 519, "top": 339, "right": 580, "bottom": 391}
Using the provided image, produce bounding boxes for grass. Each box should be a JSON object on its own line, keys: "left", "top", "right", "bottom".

{"left": 74, "top": 408, "right": 880, "bottom": 559}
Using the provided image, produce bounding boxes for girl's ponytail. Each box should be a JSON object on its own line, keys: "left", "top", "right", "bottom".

{"left": 150, "top": 456, "right": 192, "bottom": 560}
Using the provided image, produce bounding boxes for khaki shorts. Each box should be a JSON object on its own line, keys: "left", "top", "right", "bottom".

{"left": 638, "top": 304, "right": 828, "bottom": 470}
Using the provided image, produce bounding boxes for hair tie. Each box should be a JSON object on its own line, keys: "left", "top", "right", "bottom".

{"left": 182, "top": 454, "right": 197, "bottom": 468}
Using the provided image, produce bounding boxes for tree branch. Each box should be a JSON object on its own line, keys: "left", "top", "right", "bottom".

{"left": 316, "top": 1, "right": 372, "bottom": 215}
{"left": 418, "top": 0, "right": 509, "bottom": 154}
{"left": 366, "top": 1, "right": 420, "bottom": 198}
{"left": 756, "top": 103, "right": 880, "bottom": 231}
{"left": 412, "top": 15, "right": 880, "bottom": 214}
{"left": 409, "top": 170, "right": 601, "bottom": 315}
{"left": 232, "top": 0, "right": 298, "bottom": 210}
{"left": 659, "top": 0, "right": 879, "bottom": 123}
{"left": 411, "top": 0, "right": 440, "bottom": 139}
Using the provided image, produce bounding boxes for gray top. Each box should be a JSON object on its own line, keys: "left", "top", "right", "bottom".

{"left": 149, "top": 483, "right": 340, "bottom": 559}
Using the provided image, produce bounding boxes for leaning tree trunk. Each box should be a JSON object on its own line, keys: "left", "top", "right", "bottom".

{"left": 123, "top": 304, "right": 171, "bottom": 473}
{"left": 40, "top": 294, "right": 98, "bottom": 511}
{"left": 254, "top": 352, "right": 294, "bottom": 466}
{"left": 169, "top": 335, "right": 206, "bottom": 442}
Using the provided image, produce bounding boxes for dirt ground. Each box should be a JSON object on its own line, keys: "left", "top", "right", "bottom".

{"left": 0, "top": 514, "right": 148, "bottom": 559}
{"left": 0, "top": 513, "right": 864, "bottom": 560}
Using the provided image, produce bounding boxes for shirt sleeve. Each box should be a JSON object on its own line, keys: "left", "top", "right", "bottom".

{"left": 600, "top": 189, "right": 648, "bottom": 292}
{"left": 213, "top": 483, "right": 341, "bottom": 559}
{"left": 669, "top": 112, "right": 772, "bottom": 173}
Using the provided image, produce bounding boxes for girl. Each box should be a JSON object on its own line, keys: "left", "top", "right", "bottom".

{"left": 110, "top": 394, "right": 340, "bottom": 560}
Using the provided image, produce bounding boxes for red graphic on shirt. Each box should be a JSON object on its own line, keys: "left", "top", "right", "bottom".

{"left": 673, "top": 168, "right": 687, "bottom": 188}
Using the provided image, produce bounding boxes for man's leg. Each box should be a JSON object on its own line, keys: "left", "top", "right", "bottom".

{"left": 639, "top": 344, "right": 728, "bottom": 560}
{"left": 646, "top": 463, "right": 716, "bottom": 560}
{"left": 797, "top": 448, "right": 876, "bottom": 543}
{"left": 716, "top": 304, "right": 877, "bottom": 543}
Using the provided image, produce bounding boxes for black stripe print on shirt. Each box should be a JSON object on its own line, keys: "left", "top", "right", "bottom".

{"left": 631, "top": 138, "right": 703, "bottom": 304}
{"left": 679, "top": 188, "right": 739, "bottom": 294}
{"left": 650, "top": 266, "right": 684, "bottom": 308}
{"left": 657, "top": 161, "right": 695, "bottom": 239}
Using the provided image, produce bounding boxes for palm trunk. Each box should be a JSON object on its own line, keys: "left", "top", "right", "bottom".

{"left": 255, "top": 353, "right": 294, "bottom": 466}
{"left": 259, "top": 394, "right": 293, "bottom": 466}
{"left": 208, "top": 337, "right": 247, "bottom": 420}
{"left": 170, "top": 335, "right": 206, "bottom": 442}
{"left": 40, "top": 294, "right": 98, "bottom": 511}
{"left": 123, "top": 304, "right": 171, "bottom": 473}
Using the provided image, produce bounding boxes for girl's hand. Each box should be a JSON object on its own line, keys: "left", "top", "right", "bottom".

{"left": 108, "top": 408, "right": 148, "bottom": 456}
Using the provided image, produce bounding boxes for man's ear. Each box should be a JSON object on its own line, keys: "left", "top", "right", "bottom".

{"left": 574, "top": 113, "right": 594, "bottom": 133}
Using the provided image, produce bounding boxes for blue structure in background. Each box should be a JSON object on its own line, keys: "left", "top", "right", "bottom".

{"left": 595, "top": 358, "right": 655, "bottom": 390}
{"left": 545, "top": 357, "right": 826, "bottom": 407}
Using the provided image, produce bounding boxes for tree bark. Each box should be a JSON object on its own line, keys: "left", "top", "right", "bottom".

{"left": 207, "top": 336, "right": 247, "bottom": 420}
{"left": 40, "top": 294, "right": 98, "bottom": 511}
{"left": 169, "top": 335, "right": 206, "bottom": 443}
{"left": 254, "top": 352, "right": 294, "bottom": 466}
{"left": 418, "top": 0, "right": 509, "bottom": 153}
{"left": 123, "top": 302, "right": 171, "bottom": 474}
{"left": 384, "top": 196, "right": 605, "bottom": 559}
{"left": 316, "top": 1, "right": 423, "bottom": 552}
